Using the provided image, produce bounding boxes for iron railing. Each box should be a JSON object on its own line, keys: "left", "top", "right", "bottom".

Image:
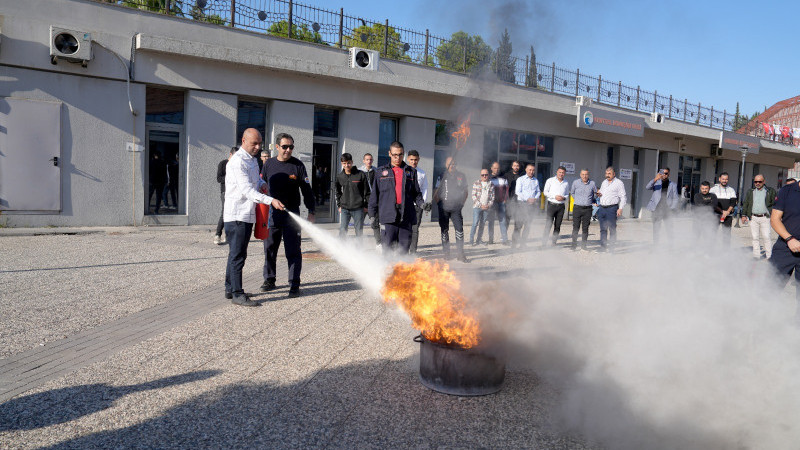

{"left": 108, "top": 0, "right": 789, "bottom": 142}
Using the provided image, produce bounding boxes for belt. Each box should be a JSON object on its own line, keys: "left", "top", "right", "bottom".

{"left": 752, "top": 213, "right": 767, "bottom": 217}
{"left": 601, "top": 204, "right": 619, "bottom": 208}
{"left": 574, "top": 204, "right": 593, "bottom": 208}
{"left": 548, "top": 201, "right": 565, "bottom": 206}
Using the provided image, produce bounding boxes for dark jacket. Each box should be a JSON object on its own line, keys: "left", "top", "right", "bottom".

{"left": 217, "top": 159, "right": 227, "bottom": 193}
{"left": 742, "top": 186, "right": 777, "bottom": 217}
{"left": 335, "top": 168, "right": 368, "bottom": 210}
{"left": 149, "top": 156, "right": 166, "bottom": 187}
{"left": 261, "top": 156, "right": 315, "bottom": 226}
{"left": 368, "top": 162, "right": 423, "bottom": 225}
{"left": 435, "top": 169, "right": 469, "bottom": 212}
{"left": 506, "top": 170, "right": 524, "bottom": 201}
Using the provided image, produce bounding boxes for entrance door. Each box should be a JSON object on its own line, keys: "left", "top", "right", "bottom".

{"left": 146, "top": 126, "right": 184, "bottom": 215}
{"left": 630, "top": 171, "right": 639, "bottom": 217}
{"left": 312, "top": 141, "right": 336, "bottom": 223}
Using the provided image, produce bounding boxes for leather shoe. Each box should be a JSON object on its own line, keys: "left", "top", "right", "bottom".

{"left": 226, "top": 292, "right": 252, "bottom": 300}
{"left": 457, "top": 255, "right": 470, "bottom": 263}
{"left": 288, "top": 285, "right": 301, "bottom": 297}
{"left": 260, "top": 280, "right": 276, "bottom": 292}
{"left": 231, "top": 295, "right": 259, "bottom": 307}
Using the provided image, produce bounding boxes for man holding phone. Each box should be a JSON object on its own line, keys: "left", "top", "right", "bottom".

{"left": 645, "top": 167, "right": 679, "bottom": 243}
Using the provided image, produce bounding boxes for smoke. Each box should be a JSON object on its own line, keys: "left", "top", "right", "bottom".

{"left": 478, "top": 209, "right": 800, "bottom": 449}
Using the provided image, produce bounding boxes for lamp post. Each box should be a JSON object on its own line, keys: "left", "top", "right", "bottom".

{"left": 735, "top": 145, "right": 748, "bottom": 228}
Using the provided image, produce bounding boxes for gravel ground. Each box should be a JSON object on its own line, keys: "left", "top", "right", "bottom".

{"left": 0, "top": 215, "right": 789, "bottom": 449}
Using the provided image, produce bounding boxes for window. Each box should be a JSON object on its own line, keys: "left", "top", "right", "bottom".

{"left": 146, "top": 87, "right": 184, "bottom": 124}
{"left": 483, "top": 128, "right": 554, "bottom": 173}
{"left": 435, "top": 122, "right": 451, "bottom": 146}
{"left": 377, "top": 117, "right": 398, "bottom": 167}
{"left": 236, "top": 101, "right": 267, "bottom": 145}
{"left": 314, "top": 107, "right": 339, "bottom": 138}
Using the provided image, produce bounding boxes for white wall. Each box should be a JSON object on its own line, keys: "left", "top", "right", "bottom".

{"left": 340, "top": 109, "right": 379, "bottom": 167}
{"left": 400, "top": 116, "right": 435, "bottom": 203}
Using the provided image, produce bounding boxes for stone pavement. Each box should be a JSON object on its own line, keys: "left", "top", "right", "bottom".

{"left": 0, "top": 215, "right": 783, "bottom": 448}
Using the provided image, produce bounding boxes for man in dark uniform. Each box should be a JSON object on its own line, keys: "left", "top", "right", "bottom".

{"left": 434, "top": 156, "right": 469, "bottom": 262}
{"left": 368, "top": 141, "right": 423, "bottom": 254}
{"left": 362, "top": 153, "right": 381, "bottom": 247}
{"left": 770, "top": 181, "right": 800, "bottom": 321}
{"left": 505, "top": 160, "right": 524, "bottom": 235}
{"left": 214, "top": 147, "right": 236, "bottom": 245}
{"left": 260, "top": 133, "right": 315, "bottom": 297}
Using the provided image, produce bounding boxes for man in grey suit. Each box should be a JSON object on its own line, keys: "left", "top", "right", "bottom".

{"left": 646, "top": 167, "right": 679, "bottom": 243}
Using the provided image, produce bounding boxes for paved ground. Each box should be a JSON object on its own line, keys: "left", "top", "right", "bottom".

{"left": 0, "top": 214, "right": 789, "bottom": 448}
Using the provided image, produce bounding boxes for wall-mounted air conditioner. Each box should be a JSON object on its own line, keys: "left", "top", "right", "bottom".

{"left": 576, "top": 96, "right": 592, "bottom": 106}
{"left": 50, "top": 26, "right": 92, "bottom": 67}
{"left": 651, "top": 112, "right": 665, "bottom": 124}
{"left": 349, "top": 47, "right": 379, "bottom": 71}
{"left": 710, "top": 144, "right": 722, "bottom": 157}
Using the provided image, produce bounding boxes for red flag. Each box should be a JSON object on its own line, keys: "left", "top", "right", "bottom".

{"left": 762, "top": 122, "right": 774, "bottom": 135}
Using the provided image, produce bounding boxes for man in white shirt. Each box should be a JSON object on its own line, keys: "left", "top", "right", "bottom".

{"left": 542, "top": 166, "right": 569, "bottom": 247}
{"left": 224, "top": 128, "right": 285, "bottom": 306}
{"left": 709, "top": 172, "right": 737, "bottom": 245}
{"left": 487, "top": 161, "right": 510, "bottom": 245}
{"left": 512, "top": 163, "right": 541, "bottom": 249}
{"left": 407, "top": 150, "right": 430, "bottom": 253}
{"left": 595, "top": 166, "right": 627, "bottom": 252}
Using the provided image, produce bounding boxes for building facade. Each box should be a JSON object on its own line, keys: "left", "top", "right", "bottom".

{"left": 1, "top": 0, "right": 798, "bottom": 227}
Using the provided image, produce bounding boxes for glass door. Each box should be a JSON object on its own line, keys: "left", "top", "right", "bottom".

{"left": 312, "top": 140, "right": 336, "bottom": 223}
{"left": 146, "top": 126, "right": 184, "bottom": 215}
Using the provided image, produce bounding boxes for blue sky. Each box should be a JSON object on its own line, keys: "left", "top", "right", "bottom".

{"left": 328, "top": 0, "right": 793, "bottom": 118}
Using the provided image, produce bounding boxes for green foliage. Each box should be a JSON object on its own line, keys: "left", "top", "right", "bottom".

{"left": 268, "top": 21, "right": 326, "bottom": 45}
{"left": 343, "top": 23, "right": 410, "bottom": 61}
{"left": 493, "top": 29, "right": 515, "bottom": 83}
{"left": 525, "top": 45, "right": 538, "bottom": 88}
{"left": 434, "top": 31, "right": 492, "bottom": 73}
{"left": 190, "top": 5, "right": 226, "bottom": 25}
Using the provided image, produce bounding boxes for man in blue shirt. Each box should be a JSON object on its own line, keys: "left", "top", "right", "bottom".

{"left": 770, "top": 181, "right": 800, "bottom": 321}
{"left": 512, "top": 163, "right": 541, "bottom": 249}
{"left": 570, "top": 169, "right": 596, "bottom": 251}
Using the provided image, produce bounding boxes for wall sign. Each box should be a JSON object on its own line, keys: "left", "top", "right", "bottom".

{"left": 560, "top": 162, "right": 575, "bottom": 174}
{"left": 719, "top": 131, "right": 760, "bottom": 154}
{"left": 577, "top": 106, "right": 645, "bottom": 137}
{"left": 619, "top": 168, "right": 633, "bottom": 180}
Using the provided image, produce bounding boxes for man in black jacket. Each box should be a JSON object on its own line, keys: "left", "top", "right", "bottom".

{"left": 335, "top": 153, "right": 368, "bottom": 238}
{"left": 434, "top": 156, "right": 469, "bottom": 262}
{"left": 214, "top": 147, "right": 236, "bottom": 245}
{"left": 368, "top": 141, "right": 423, "bottom": 255}
{"left": 362, "top": 153, "right": 381, "bottom": 247}
{"left": 260, "top": 133, "right": 315, "bottom": 297}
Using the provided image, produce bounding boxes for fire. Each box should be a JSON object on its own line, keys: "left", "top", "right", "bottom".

{"left": 382, "top": 260, "right": 481, "bottom": 348}
{"left": 450, "top": 112, "right": 472, "bottom": 150}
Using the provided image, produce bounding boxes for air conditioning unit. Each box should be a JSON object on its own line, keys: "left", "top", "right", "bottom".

{"left": 50, "top": 26, "right": 92, "bottom": 67}
{"left": 710, "top": 144, "right": 722, "bottom": 158}
{"left": 650, "top": 112, "right": 665, "bottom": 124}
{"left": 576, "top": 96, "right": 592, "bottom": 106}
{"left": 349, "top": 47, "right": 379, "bottom": 71}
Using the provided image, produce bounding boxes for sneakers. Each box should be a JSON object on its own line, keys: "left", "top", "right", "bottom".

{"left": 260, "top": 280, "right": 276, "bottom": 292}
{"left": 231, "top": 295, "right": 258, "bottom": 307}
{"left": 213, "top": 235, "right": 221, "bottom": 245}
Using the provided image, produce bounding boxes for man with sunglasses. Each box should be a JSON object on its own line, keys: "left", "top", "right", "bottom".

{"left": 260, "top": 133, "right": 315, "bottom": 297}
{"left": 743, "top": 174, "right": 777, "bottom": 259}
{"left": 368, "top": 141, "right": 424, "bottom": 254}
{"left": 645, "top": 167, "right": 679, "bottom": 243}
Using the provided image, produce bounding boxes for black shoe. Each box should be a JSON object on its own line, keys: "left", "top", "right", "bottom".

{"left": 501, "top": 241, "right": 511, "bottom": 246}
{"left": 288, "top": 286, "right": 301, "bottom": 297}
{"left": 226, "top": 292, "right": 252, "bottom": 299}
{"left": 231, "top": 295, "right": 259, "bottom": 307}
{"left": 260, "top": 280, "right": 276, "bottom": 292}
{"left": 457, "top": 255, "right": 470, "bottom": 263}
{"left": 488, "top": 240, "right": 494, "bottom": 245}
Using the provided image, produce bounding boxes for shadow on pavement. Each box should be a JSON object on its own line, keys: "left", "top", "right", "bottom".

{"left": 0, "top": 370, "right": 221, "bottom": 432}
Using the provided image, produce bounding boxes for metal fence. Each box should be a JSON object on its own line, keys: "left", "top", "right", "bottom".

{"left": 111, "top": 0, "right": 780, "bottom": 139}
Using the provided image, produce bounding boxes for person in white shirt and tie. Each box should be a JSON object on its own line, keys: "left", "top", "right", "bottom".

{"left": 542, "top": 166, "right": 569, "bottom": 247}
{"left": 595, "top": 166, "right": 627, "bottom": 252}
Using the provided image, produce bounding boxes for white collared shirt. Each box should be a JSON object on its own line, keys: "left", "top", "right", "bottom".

{"left": 515, "top": 175, "right": 541, "bottom": 202}
{"left": 709, "top": 184, "right": 736, "bottom": 199}
{"left": 416, "top": 167, "right": 428, "bottom": 202}
{"left": 599, "top": 177, "right": 627, "bottom": 209}
{"left": 543, "top": 176, "right": 569, "bottom": 204}
{"left": 223, "top": 148, "right": 274, "bottom": 223}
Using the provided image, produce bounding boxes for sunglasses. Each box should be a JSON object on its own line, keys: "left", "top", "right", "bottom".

{"left": 481, "top": 173, "right": 489, "bottom": 177}
{"left": 280, "top": 144, "right": 294, "bottom": 150}
{"left": 754, "top": 180, "right": 764, "bottom": 183}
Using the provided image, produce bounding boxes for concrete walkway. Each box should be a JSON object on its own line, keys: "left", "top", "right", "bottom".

{"left": 0, "top": 216, "right": 783, "bottom": 448}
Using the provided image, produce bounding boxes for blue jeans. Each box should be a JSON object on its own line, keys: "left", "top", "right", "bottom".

{"left": 597, "top": 205, "right": 618, "bottom": 248}
{"left": 487, "top": 202, "right": 509, "bottom": 243}
{"left": 339, "top": 208, "right": 365, "bottom": 237}
{"left": 224, "top": 221, "right": 253, "bottom": 295}
{"left": 470, "top": 208, "right": 489, "bottom": 244}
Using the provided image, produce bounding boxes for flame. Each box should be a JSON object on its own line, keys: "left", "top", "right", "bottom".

{"left": 381, "top": 260, "right": 481, "bottom": 348}
{"left": 450, "top": 112, "right": 472, "bottom": 150}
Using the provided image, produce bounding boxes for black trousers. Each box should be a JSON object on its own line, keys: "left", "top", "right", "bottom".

{"left": 572, "top": 205, "right": 592, "bottom": 247}
{"left": 224, "top": 221, "right": 253, "bottom": 295}
{"left": 410, "top": 205, "right": 424, "bottom": 253}
{"left": 263, "top": 219, "right": 303, "bottom": 287}
{"left": 718, "top": 214, "right": 733, "bottom": 245}
{"left": 438, "top": 204, "right": 465, "bottom": 258}
{"left": 652, "top": 207, "right": 674, "bottom": 243}
{"left": 512, "top": 203, "right": 537, "bottom": 247}
{"left": 371, "top": 215, "right": 381, "bottom": 245}
{"left": 382, "top": 222, "right": 413, "bottom": 254}
{"left": 543, "top": 202, "right": 565, "bottom": 244}
{"left": 148, "top": 183, "right": 164, "bottom": 213}
{"left": 216, "top": 191, "right": 225, "bottom": 236}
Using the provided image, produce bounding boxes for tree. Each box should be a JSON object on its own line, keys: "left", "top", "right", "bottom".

{"left": 343, "top": 23, "right": 410, "bottom": 61}
{"left": 267, "top": 21, "right": 326, "bottom": 45}
{"left": 525, "top": 45, "right": 538, "bottom": 88}
{"left": 433, "top": 31, "right": 492, "bottom": 73}
{"left": 493, "top": 28, "right": 515, "bottom": 83}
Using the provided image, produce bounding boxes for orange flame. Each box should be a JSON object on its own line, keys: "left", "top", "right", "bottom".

{"left": 381, "top": 260, "right": 481, "bottom": 348}
{"left": 451, "top": 112, "right": 472, "bottom": 150}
